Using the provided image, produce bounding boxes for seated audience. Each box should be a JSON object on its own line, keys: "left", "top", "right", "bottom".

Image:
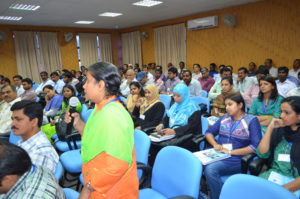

{"left": 204, "top": 94, "right": 262, "bottom": 199}
{"left": 11, "top": 101, "right": 59, "bottom": 173}
{"left": 0, "top": 85, "right": 21, "bottom": 136}
{"left": 132, "top": 84, "right": 165, "bottom": 133}
{"left": 257, "top": 96, "right": 300, "bottom": 194}
{"left": 136, "top": 71, "right": 149, "bottom": 88}
{"left": 20, "top": 78, "right": 37, "bottom": 102}
{"left": 163, "top": 67, "right": 181, "bottom": 94}
{"left": 234, "top": 67, "right": 256, "bottom": 94}
{"left": 0, "top": 92, "right": 5, "bottom": 112}
{"left": 211, "top": 77, "right": 237, "bottom": 117}
{"left": 35, "top": 71, "right": 55, "bottom": 95}
{"left": 62, "top": 71, "right": 78, "bottom": 90}
{"left": 288, "top": 59, "right": 300, "bottom": 78}
{"left": 192, "top": 64, "right": 202, "bottom": 79}
{"left": 181, "top": 70, "right": 202, "bottom": 97}
{"left": 209, "top": 63, "right": 218, "bottom": 78}
{"left": 0, "top": 141, "right": 64, "bottom": 199}
{"left": 50, "top": 71, "right": 65, "bottom": 94}
{"left": 276, "top": 66, "right": 296, "bottom": 97}
{"left": 120, "top": 69, "right": 136, "bottom": 97}
{"left": 13, "top": 75, "right": 25, "bottom": 97}
{"left": 43, "top": 85, "right": 63, "bottom": 118}
{"left": 248, "top": 62, "right": 257, "bottom": 77}
{"left": 2, "top": 77, "right": 11, "bottom": 86}
{"left": 178, "top": 61, "right": 186, "bottom": 74}
{"left": 243, "top": 66, "right": 269, "bottom": 108}
{"left": 286, "top": 71, "right": 300, "bottom": 97}
{"left": 198, "top": 67, "right": 215, "bottom": 92}
{"left": 143, "top": 65, "right": 154, "bottom": 83}
{"left": 155, "top": 65, "right": 167, "bottom": 82}
{"left": 208, "top": 67, "right": 232, "bottom": 101}
{"left": 249, "top": 76, "right": 284, "bottom": 133}
{"left": 265, "top": 58, "right": 278, "bottom": 78}
{"left": 153, "top": 69, "right": 165, "bottom": 93}
{"left": 126, "top": 81, "right": 145, "bottom": 113}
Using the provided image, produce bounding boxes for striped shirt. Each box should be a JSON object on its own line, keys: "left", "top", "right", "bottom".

{"left": 18, "top": 131, "right": 59, "bottom": 173}
{"left": 0, "top": 166, "right": 65, "bottom": 199}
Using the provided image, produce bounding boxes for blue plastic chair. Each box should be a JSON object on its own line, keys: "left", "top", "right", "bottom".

{"left": 288, "top": 75, "right": 299, "bottom": 86}
{"left": 60, "top": 149, "right": 82, "bottom": 174}
{"left": 81, "top": 109, "right": 93, "bottom": 123}
{"left": 219, "top": 174, "right": 297, "bottom": 199}
{"left": 54, "top": 161, "right": 64, "bottom": 181}
{"left": 199, "top": 116, "right": 208, "bottom": 150}
{"left": 32, "top": 83, "right": 39, "bottom": 91}
{"left": 81, "top": 104, "right": 88, "bottom": 115}
{"left": 190, "top": 96, "right": 210, "bottom": 113}
{"left": 63, "top": 188, "right": 80, "bottom": 199}
{"left": 139, "top": 146, "right": 202, "bottom": 199}
{"left": 159, "top": 94, "right": 172, "bottom": 110}
{"left": 201, "top": 90, "right": 208, "bottom": 98}
{"left": 9, "top": 131, "right": 21, "bottom": 145}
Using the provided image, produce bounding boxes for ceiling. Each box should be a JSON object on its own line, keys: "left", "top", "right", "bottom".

{"left": 0, "top": 0, "right": 260, "bottom": 29}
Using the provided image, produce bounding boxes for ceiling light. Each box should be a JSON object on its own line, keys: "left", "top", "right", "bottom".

{"left": 99, "top": 12, "right": 123, "bottom": 17}
{"left": 9, "top": 4, "right": 40, "bottom": 11}
{"left": 0, "top": 16, "right": 22, "bottom": 21}
{"left": 133, "top": 0, "right": 162, "bottom": 7}
{"left": 74, "top": 21, "right": 94, "bottom": 24}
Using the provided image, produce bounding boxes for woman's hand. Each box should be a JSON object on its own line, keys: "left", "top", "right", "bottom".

{"left": 220, "top": 148, "right": 230, "bottom": 154}
{"left": 161, "top": 128, "right": 175, "bottom": 136}
{"left": 50, "top": 120, "right": 56, "bottom": 126}
{"left": 64, "top": 110, "right": 85, "bottom": 135}
{"left": 269, "top": 118, "right": 285, "bottom": 129}
{"left": 156, "top": 124, "right": 163, "bottom": 132}
{"left": 135, "top": 98, "right": 144, "bottom": 107}
{"left": 213, "top": 144, "right": 223, "bottom": 152}
{"left": 135, "top": 126, "right": 141, "bottom": 130}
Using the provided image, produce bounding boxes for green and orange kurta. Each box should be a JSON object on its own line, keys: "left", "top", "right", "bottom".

{"left": 81, "top": 96, "right": 138, "bottom": 199}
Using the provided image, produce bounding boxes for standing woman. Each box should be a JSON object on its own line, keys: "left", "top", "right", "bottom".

{"left": 249, "top": 76, "right": 284, "bottom": 133}
{"left": 66, "top": 62, "right": 138, "bottom": 198}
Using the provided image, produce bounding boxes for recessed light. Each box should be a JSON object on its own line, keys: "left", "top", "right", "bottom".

{"left": 74, "top": 21, "right": 94, "bottom": 24}
{"left": 133, "top": 0, "right": 162, "bottom": 7}
{"left": 0, "top": 16, "right": 22, "bottom": 21}
{"left": 9, "top": 4, "right": 40, "bottom": 11}
{"left": 99, "top": 12, "right": 123, "bottom": 17}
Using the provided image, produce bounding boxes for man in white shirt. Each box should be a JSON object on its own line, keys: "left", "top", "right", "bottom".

{"left": 286, "top": 71, "right": 300, "bottom": 97}
{"left": 288, "top": 59, "right": 300, "bottom": 78}
{"left": 234, "top": 67, "right": 256, "bottom": 94}
{"left": 35, "top": 71, "right": 55, "bottom": 95}
{"left": 264, "top": 58, "right": 278, "bottom": 78}
{"left": 13, "top": 75, "right": 25, "bottom": 97}
{"left": 142, "top": 65, "right": 154, "bottom": 84}
{"left": 182, "top": 70, "right": 202, "bottom": 97}
{"left": 276, "top": 66, "right": 296, "bottom": 97}
{"left": 50, "top": 71, "right": 65, "bottom": 94}
{"left": 0, "top": 85, "right": 21, "bottom": 138}
{"left": 120, "top": 69, "right": 136, "bottom": 97}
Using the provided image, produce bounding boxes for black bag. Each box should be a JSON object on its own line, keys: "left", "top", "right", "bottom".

{"left": 55, "top": 113, "right": 69, "bottom": 141}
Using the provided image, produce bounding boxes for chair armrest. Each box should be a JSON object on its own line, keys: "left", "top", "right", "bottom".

{"left": 241, "top": 153, "right": 257, "bottom": 174}
{"left": 137, "top": 162, "right": 152, "bottom": 188}
{"left": 249, "top": 157, "right": 267, "bottom": 176}
{"left": 192, "top": 134, "right": 205, "bottom": 146}
{"left": 65, "top": 133, "right": 81, "bottom": 150}
{"left": 169, "top": 196, "right": 195, "bottom": 199}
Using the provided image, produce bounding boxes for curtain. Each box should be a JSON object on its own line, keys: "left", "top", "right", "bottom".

{"left": 13, "top": 31, "right": 41, "bottom": 83}
{"left": 154, "top": 23, "right": 186, "bottom": 72}
{"left": 37, "top": 32, "right": 62, "bottom": 73}
{"left": 121, "top": 31, "right": 142, "bottom": 65}
{"left": 79, "top": 33, "right": 98, "bottom": 67}
{"left": 98, "top": 33, "right": 113, "bottom": 63}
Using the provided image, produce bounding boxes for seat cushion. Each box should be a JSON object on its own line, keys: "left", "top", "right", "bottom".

{"left": 139, "top": 188, "right": 167, "bottom": 199}
{"left": 55, "top": 140, "right": 81, "bottom": 152}
{"left": 63, "top": 188, "right": 80, "bottom": 199}
{"left": 60, "top": 149, "right": 82, "bottom": 173}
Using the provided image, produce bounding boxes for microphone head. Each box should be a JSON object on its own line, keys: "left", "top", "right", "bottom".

{"left": 69, "top": 96, "right": 80, "bottom": 107}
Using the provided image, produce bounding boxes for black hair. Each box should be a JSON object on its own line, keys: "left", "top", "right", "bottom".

{"left": 62, "top": 69, "right": 69, "bottom": 73}
{"left": 11, "top": 100, "right": 43, "bottom": 127}
{"left": 40, "top": 71, "right": 48, "bottom": 76}
{"left": 168, "top": 67, "right": 178, "bottom": 76}
{"left": 221, "top": 76, "right": 233, "bottom": 85}
{"left": 249, "top": 62, "right": 257, "bottom": 68}
{"left": 281, "top": 96, "right": 300, "bottom": 115}
{"left": 256, "top": 66, "right": 269, "bottom": 75}
{"left": 88, "top": 62, "right": 122, "bottom": 98}
{"left": 1, "top": 85, "right": 16, "bottom": 92}
{"left": 183, "top": 70, "right": 192, "bottom": 76}
{"left": 43, "top": 84, "right": 55, "bottom": 91}
{"left": 76, "top": 71, "right": 82, "bottom": 75}
{"left": 210, "top": 63, "right": 217, "bottom": 71}
{"left": 155, "top": 69, "right": 162, "bottom": 74}
{"left": 21, "top": 78, "right": 33, "bottom": 85}
{"left": 13, "top": 75, "right": 23, "bottom": 80}
{"left": 62, "top": 84, "right": 76, "bottom": 103}
{"left": 50, "top": 72, "right": 59, "bottom": 77}
{"left": 2, "top": 77, "right": 11, "bottom": 84}
{"left": 0, "top": 141, "right": 32, "bottom": 186}
{"left": 193, "top": 64, "right": 201, "bottom": 69}
{"left": 225, "top": 93, "right": 246, "bottom": 112}
{"left": 298, "top": 71, "right": 300, "bottom": 77}
{"left": 220, "top": 67, "right": 231, "bottom": 74}
{"left": 278, "top": 66, "right": 289, "bottom": 74}
{"left": 238, "top": 67, "right": 248, "bottom": 74}
{"left": 258, "top": 76, "right": 279, "bottom": 101}
{"left": 129, "top": 81, "right": 145, "bottom": 97}
{"left": 62, "top": 71, "right": 73, "bottom": 79}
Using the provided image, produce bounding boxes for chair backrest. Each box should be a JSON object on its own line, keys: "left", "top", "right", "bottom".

{"left": 9, "top": 131, "right": 21, "bottom": 145}
{"left": 151, "top": 146, "right": 202, "bottom": 198}
{"left": 81, "top": 104, "right": 88, "bottom": 114}
{"left": 64, "top": 188, "right": 80, "bottom": 199}
{"left": 190, "top": 96, "right": 210, "bottom": 113}
{"left": 32, "top": 83, "right": 39, "bottom": 91}
{"left": 81, "top": 109, "right": 93, "bottom": 123}
{"left": 134, "top": 129, "right": 151, "bottom": 179}
{"left": 219, "top": 174, "right": 297, "bottom": 199}
{"left": 159, "top": 94, "right": 172, "bottom": 110}
{"left": 201, "top": 90, "right": 208, "bottom": 98}
{"left": 288, "top": 75, "right": 299, "bottom": 86}
{"left": 54, "top": 161, "right": 64, "bottom": 181}
{"left": 199, "top": 116, "right": 209, "bottom": 150}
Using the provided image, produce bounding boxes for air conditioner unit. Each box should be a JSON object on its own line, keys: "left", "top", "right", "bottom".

{"left": 187, "top": 16, "right": 218, "bottom": 30}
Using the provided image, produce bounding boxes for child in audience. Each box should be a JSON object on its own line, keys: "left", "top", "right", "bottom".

{"left": 126, "top": 81, "right": 145, "bottom": 113}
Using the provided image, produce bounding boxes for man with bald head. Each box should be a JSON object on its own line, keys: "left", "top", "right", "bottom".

{"left": 120, "top": 69, "right": 137, "bottom": 97}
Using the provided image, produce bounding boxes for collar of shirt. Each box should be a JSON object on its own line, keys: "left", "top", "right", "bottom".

{"left": 18, "top": 131, "right": 43, "bottom": 150}
{"left": 8, "top": 97, "right": 21, "bottom": 106}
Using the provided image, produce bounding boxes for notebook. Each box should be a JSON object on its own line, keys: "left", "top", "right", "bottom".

{"left": 149, "top": 132, "right": 175, "bottom": 142}
{"left": 193, "top": 148, "right": 231, "bottom": 165}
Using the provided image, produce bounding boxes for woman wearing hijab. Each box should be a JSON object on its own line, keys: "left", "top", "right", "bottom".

{"left": 132, "top": 84, "right": 165, "bottom": 133}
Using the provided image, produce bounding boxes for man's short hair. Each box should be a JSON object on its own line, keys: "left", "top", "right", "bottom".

{"left": 278, "top": 66, "right": 289, "bottom": 74}
{"left": 50, "top": 72, "right": 59, "bottom": 77}
{"left": 256, "top": 66, "right": 269, "bottom": 75}
{"left": 13, "top": 75, "right": 23, "bottom": 80}
{"left": 201, "top": 67, "right": 209, "bottom": 72}
{"left": 182, "top": 70, "right": 192, "bottom": 76}
{"left": 168, "top": 67, "right": 178, "bottom": 76}
{"left": 1, "top": 85, "right": 16, "bottom": 92}
{"left": 155, "top": 69, "right": 162, "bottom": 74}
{"left": 220, "top": 67, "right": 231, "bottom": 75}
{"left": 11, "top": 100, "right": 43, "bottom": 127}
{"left": 0, "top": 141, "right": 32, "bottom": 186}
{"left": 40, "top": 71, "right": 48, "bottom": 76}
{"left": 238, "top": 67, "right": 249, "bottom": 74}
{"left": 21, "top": 78, "right": 33, "bottom": 85}
{"left": 62, "top": 71, "right": 73, "bottom": 79}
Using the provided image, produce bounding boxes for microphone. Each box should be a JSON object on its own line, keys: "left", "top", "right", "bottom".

{"left": 66, "top": 97, "right": 80, "bottom": 135}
